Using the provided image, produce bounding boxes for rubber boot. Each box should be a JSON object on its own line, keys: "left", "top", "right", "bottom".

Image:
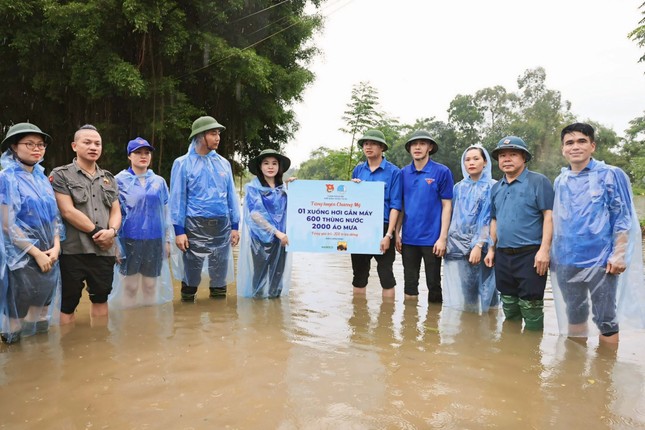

{"left": 209, "top": 287, "right": 227, "bottom": 299}
{"left": 501, "top": 295, "right": 522, "bottom": 321}
{"left": 35, "top": 320, "right": 49, "bottom": 334}
{"left": 1, "top": 332, "right": 21, "bottom": 344}
{"left": 519, "top": 298, "right": 544, "bottom": 331}
{"left": 181, "top": 282, "right": 197, "bottom": 302}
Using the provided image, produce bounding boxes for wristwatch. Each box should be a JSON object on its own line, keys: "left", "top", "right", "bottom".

{"left": 385, "top": 232, "right": 394, "bottom": 239}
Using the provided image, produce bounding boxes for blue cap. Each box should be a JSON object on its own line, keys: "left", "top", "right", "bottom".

{"left": 491, "top": 136, "right": 532, "bottom": 162}
{"left": 127, "top": 137, "right": 154, "bottom": 154}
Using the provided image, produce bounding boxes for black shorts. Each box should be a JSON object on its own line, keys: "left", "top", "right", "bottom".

{"left": 119, "top": 238, "right": 164, "bottom": 277}
{"left": 60, "top": 254, "right": 116, "bottom": 314}
{"left": 495, "top": 247, "right": 546, "bottom": 300}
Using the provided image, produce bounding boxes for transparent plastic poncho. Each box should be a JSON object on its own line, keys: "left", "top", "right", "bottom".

{"left": 108, "top": 169, "right": 173, "bottom": 309}
{"left": 0, "top": 150, "right": 62, "bottom": 337}
{"left": 168, "top": 140, "right": 238, "bottom": 287}
{"left": 237, "top": 178, "right": 292, "bottom": 298}
{"left": 551, "top": 160, "right": 645, "bottom": 336}
{"left": 443, "top": 145, "right": 498, "bottom": 313}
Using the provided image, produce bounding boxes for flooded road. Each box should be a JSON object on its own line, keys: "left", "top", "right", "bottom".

{"left": 1, "top": 251, "right": 644, "bottom": 429}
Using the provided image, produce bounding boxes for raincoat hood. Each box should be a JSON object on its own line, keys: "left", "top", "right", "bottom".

{"left": 460, "top": 144, "right": 492, "bottom": 183}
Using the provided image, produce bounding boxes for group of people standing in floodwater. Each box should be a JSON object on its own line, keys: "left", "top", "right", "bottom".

{"left": 0, "top": 117, "right": 643, "bottom": 349}
{"left": 348, "top": 124, "right": 644, "bottom": 347}
{"left": 0, "top": 116, "right": 292, "bottom": 345}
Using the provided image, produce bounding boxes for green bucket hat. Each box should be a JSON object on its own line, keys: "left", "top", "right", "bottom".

{"left": 405, "top": 130, "right": 438, "bottom": 155}
{"left": 357, "top": 129, "right": 388, "bottom": 151}
{"left": 249, "top": 149, "right": 291, "bottom": 175}
{"left": 188, "top": 116, "right": 226, "bottom": 140}
{"left": 1, "top": 122, "right": 52, "bottom": 152}
{"left": 491, "top": 136, "right": 532, "bottom": 162}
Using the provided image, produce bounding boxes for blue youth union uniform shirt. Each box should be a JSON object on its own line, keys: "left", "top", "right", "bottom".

{"left": 351, "top": 157, "right": 402, "bottom": 224}
{"left": 401, "top": 159, "right": 454, "bottom": 246}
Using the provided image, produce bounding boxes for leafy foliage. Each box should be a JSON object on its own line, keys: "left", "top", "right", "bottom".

{"left": 306, "top": 67, "right": 642, "bottom": 189}
{"left": 621, "top": 113, "right": 645, "bottom": 190}
{"left": 297, "top": 146, "right": 362, "bottom": 180}
{"left": 628, "top": 1, "right": 645, "bottom": 65}
{"left": 339, "top": 81, "right": 383, "bottom": 179}
{"left": 0, "top": 0, "right": 324, "bottom": 179}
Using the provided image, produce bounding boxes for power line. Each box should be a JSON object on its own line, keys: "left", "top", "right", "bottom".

{"left": 178, "top": 0, "right": 356, "bottom": 78}
{"left": 229, "top": 0, "right": 292, "bottom": 24}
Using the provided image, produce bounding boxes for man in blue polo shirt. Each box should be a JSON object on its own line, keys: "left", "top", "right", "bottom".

{"left": 395, "top": 130, "right": 453, "bottom": 303}
{"left": 551, "top": 123, "right": 643, "bottom": 345}
{"left": 351, "top": 129, "right": 402, "bottom": 299}
{"left": 484, "top": 136, "right": 554, "bottom": 331}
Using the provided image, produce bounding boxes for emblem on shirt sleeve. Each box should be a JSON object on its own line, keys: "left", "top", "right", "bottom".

{"left": 103, "top": 178, "right": 111, "bottom": 185}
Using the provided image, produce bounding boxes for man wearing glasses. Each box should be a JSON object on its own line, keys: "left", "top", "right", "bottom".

{"left": 51, "top": 125, "right": 121, "bottom": 325}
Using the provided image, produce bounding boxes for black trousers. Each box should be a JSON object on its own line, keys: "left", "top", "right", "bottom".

{"left": 401, "top": 244, "right": 442, "bottom": 298}
{"left": 350, "top": 224, "right": 396, "bottom": 289}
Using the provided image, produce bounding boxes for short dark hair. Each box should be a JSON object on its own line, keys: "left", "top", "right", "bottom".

{"left": 561, "top": 123, "right": 595, "bottom": 142}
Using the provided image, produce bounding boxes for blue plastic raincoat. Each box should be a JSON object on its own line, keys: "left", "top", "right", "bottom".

{"left": 169, "top": 140, "right": 240, "bottom": 288}
{"left": 0, "top": 150, "right": 62, "bottom": 337}
{"left": 443, "top": 145, "right": 498, "bottom": 313}
{"left": 108, "top": 168, "right": 173, "bottom": 309}
{"left": 237, "top": 178, "right": 292, "bottom": 298}
{"left": 551, "top": 159, "right": 645, "bottom": 336}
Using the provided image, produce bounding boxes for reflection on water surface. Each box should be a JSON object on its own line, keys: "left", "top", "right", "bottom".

{"left": 1, "top": 252, "right": 644, "bottom": 429}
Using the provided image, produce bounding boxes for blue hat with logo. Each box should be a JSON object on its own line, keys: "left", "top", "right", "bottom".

{"left": 491, "top": 136, "right": 532, "bottom": 162}
{"left": 127, "top": 137, "right": 154, "bottom": 154}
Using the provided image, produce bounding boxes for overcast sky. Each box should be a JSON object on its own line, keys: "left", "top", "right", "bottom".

{"left": 285, "top": 0, "right": 645, "bottom": 167}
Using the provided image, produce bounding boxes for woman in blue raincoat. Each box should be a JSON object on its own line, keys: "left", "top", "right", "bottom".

{"left": 0, "top": 123, "right": 62, "bottom": 344}
{"left": 109, "top": 137, "right": 172, "bottom": 309}
{"left": 237, "top": 149, "right": 293, "bottom": 298}
{"left": 444, "top": 145, "right": 498, "bottom": 313}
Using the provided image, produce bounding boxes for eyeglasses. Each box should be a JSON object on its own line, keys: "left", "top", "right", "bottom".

{"left": 18, "top": 141, "right": 48, "bottom": 150}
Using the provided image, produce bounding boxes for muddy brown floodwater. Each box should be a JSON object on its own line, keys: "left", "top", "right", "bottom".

{"left": 1, "top": 251, "right": 644, "bottom": 429}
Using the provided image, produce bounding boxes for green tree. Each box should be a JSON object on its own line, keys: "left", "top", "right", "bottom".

{"left": 297, "top": 146, "right": 361, "bottom": 180}
{"left": 387, "top": 118, "right": 461, "bottom": 179}
{"left": 506, "top": 67, "right": 574, "bottom": 179}
{"left": 0, "top": 0, "right": 325, "bottom": 179}
{"left": 447, "top": 94, "right": 482, "bottom": 146}
{"left": 628, "top": 1, "right": 645, "bottom": 65}
{"left": 474, "top": 85, "right": 517, "bottom": 145}
{"left": 621, "top": 113, "right": 645, "bottom": 190}
{"left": 339, "top": 81, "right": 383, "bottom": 179}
